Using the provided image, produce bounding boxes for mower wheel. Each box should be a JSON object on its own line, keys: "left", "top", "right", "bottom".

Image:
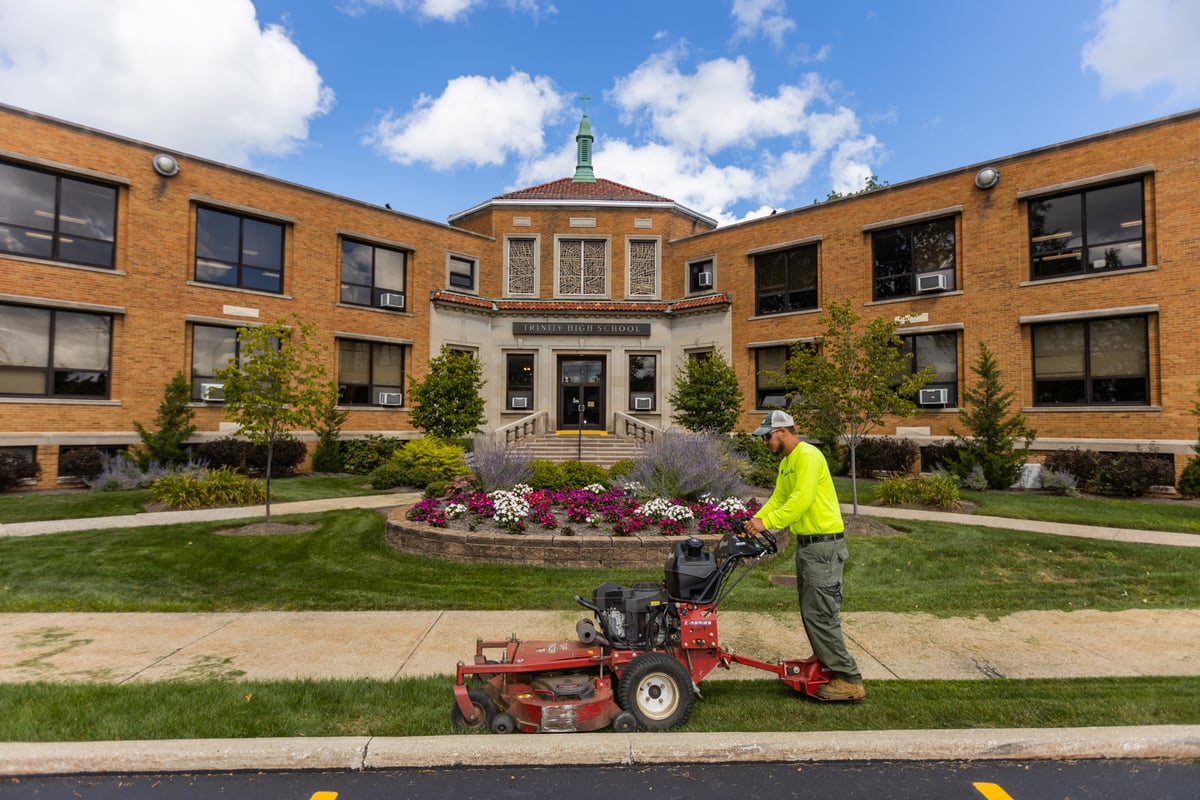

{"left": 612, "top": 711, "right": 637, "bottom": 733}
{"left": 450, "top": 689, "right": 496, "bottom": 732}
{"left": 490, "top": 711, "right": 517, "bottom": 734}
{"left": 618, "top": 652, "right": 695, "bottom": 730}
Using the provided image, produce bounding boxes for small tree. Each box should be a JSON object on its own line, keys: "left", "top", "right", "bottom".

{"left": 310, "top": 385, "right": 349, "bottom": 473}
{"left": 408, "top": 347, "right": 486, "bottom": 441}
{"left": 668, "top": 350, "right": 743, "bottom": 434}
{"left": 781, "top": 300, "right": 933, "bottom": 513}
{"left": 132, "top": 371, "right": 196, "bottom": 468}
{"left": 949, "top": 341, "right": 1036, "bottom": 490}
{"left": 215, "top": 317, "right": 332, "bottom": 522}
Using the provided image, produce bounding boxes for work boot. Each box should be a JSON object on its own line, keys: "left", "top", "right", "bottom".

{"left": 816, "top": 678, "right": 866, "bottom": 701}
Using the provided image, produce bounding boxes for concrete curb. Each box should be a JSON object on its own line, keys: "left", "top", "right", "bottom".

{"left": 3, "top": 726, "right": 1199, "bottom": 775}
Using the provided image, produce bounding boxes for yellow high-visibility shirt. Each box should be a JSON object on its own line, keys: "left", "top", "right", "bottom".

{"left": 754, "top": 441, "right": 843, "bottom": 535}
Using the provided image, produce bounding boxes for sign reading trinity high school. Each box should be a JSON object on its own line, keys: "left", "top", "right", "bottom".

{"left": 513, "top": 322, "right": 652, "bottom": 336}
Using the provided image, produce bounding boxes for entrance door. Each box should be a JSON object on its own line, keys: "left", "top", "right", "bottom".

{"left": 558, "top": 356, "right": 605, "bottom": 432}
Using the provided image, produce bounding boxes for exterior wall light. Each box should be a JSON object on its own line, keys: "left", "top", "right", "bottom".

{"left": 974, "top": 166, "right": 1000, "bottom": 190}
{"left": 152, "top": 153, "right": 180, "bottom": 177}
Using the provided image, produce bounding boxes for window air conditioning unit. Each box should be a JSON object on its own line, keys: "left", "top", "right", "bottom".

{"left": 379, "top": 293, "right": 405, "bottom": 310}
{"left": 919, "top": 388, "right": 950, "bottom": 406}
{"left": 697, "top": 271, "right": 713, "bottom": 288}
{"left": 916, "top": 273, "right": 948, "bottom": 293}
{"left": 377, "top": 392, "right": 404, "bottom": 406}
{"left": 511, "top": 397, "right": 529, "bottom": 409}
{"left": 200, "top": 382, "right": 224, "bottom": 401}
{"left": 633, "top": 396, "right": 653, "bottom": 411}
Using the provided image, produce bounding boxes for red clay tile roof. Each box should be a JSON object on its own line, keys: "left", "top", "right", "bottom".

{"left": 429, "top": 289, "right": 731, "bottom": 316}
{"left": 493, "top": 178, "right": 674, "bottom": 204}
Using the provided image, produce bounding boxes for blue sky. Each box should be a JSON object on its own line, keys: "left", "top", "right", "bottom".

{"left": 1, "top": 0, "right": 1197, "bottom": 225}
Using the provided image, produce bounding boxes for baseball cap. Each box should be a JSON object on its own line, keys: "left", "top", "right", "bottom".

{"left": 751, "top": 409, "right": 794, "bottom": 436}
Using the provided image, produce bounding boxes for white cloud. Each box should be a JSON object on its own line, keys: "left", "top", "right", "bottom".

{"left": 368, "top": 72, "right": 565, "bottom": 169}
{"left": 342, "top": 0, "right": 553, "bottom": 22}
{"left": 611, "top": 52, "right": 825, "bottom": 154}
{"left": 600, "top": 50, "right": 880, "bottom": 222}
{"left": 730, "top": 0, "right": 796, "bottom": 48}
{"left": 0, "top": 0, "right": 333, "bottom": 166}
{"left": 1082, "top": 0, "right": 1200, "bottom": 101}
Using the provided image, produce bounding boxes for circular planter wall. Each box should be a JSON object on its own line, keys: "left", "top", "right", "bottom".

{"left": 385, "top": 506, "right": 729, "bottom": 569}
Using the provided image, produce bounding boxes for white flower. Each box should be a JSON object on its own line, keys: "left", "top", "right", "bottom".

{"left": 445, "top": 503, "right": 467, "bottom": 519}
{"left": 583, "top": 483, "right": 607, "bottom": 494}
{"left": 638, "top": 497, "right": 694, "bottom": 522}
{"left": 488, "top": 490, "right": 530, "bottom": 526}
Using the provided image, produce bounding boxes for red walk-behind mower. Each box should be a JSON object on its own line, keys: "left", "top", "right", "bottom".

{"left": 451, "top": 525, "right": 833, "bottom": 734}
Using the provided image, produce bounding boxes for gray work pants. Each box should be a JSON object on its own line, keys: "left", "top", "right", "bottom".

{"left": 795, "top": 538, "right": 862, "bottom": 682}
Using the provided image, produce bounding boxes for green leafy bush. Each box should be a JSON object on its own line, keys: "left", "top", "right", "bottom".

{"left": 1178, "top": 457, "right": 1200, "bottom": 498}
{"left": 877, "top": 472, "right": 960, "bottom": 509}
{"left": 559, "top": 460, "right": 609, "bottom": 489}
{"left": 606, "top": 459, "right": 635, "bottom": 482}
{"left": 529, "top": 460, "right": 566, "bottom": 490}
{"left": 369, "top": 437, "right": 469, "bottom": 490}
{"left": 341, "top": 435, "right": 404, "bottom": 475}
{"left": 150, "top": 467, "right": 265, "bottom": 509}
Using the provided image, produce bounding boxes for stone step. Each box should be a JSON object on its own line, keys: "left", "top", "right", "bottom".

{"left": 508, "top": 434, "right": 646, "bottom": 467}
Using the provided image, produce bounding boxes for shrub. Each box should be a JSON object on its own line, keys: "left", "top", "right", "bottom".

{"left": 624, "top": 430, "right": 748, "bottom": 501}
{"left": 877, "top": 472, "right": 960, "bottom": 509}
{"left": 1179, "top": 457, "right": 1200, "bottom": 498}
{"left": 85, "top": 453, "right": 195, "bottom": 492}
{"left": 341, "top": 435, "right": 404, "bottom": 475}
{"left": 1040, "top": 469, "right": 1081, "bottom": 497}
{"left": 471, "top": 442, "right": 534, "bottom": 493}
{"left": 529, "top": 460, "right": 566, "bottom": 490}
{"left": 194, "top": 438, "right": 250, "bottom": 471}
{"left": 1043, "top": 447, "right": 1175, "bottom": 497}
{"left": 424, "top": 480, "right": 448, "bottom": 498}
{"left": 920, "top": 440, "right": 962, "bottom": 473}
{"left": 606, "top": 459, "right": 635, "bottom": 482}
{"left": 243, "top": 438, "right": 308, "bottom": 478}
{"left": 372, "top": 437, "right": 470, "bottom": 490}
{"left": 559, "top": 460, "right": 609, "bottom": 489}
{"left": 57, "top": 448, "right": 107, "bottom": 482}
{"left": 0, "top": 454, "right": 40, "bottom": 492}
{"left": 1042, "top": 448, "right": 1102, "bottom": 489}
{"left": 151, "top": 467, "right": 265, "bottom": 509}
{"left": 1092, "top": 450, "right": 1176, "bottom": 497}
{"left": 852, "top": 437, "right": 918, "bottom": 478}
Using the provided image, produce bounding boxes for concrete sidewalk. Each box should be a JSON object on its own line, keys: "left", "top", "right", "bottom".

{"left": 1, "top": 493, "right": 1198, "bottom": 774}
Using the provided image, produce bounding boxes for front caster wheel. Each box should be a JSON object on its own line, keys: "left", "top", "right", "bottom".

{"left": 617, "top": 652, "right": 695, "bottom": 731}
{"left": 490, "top": 711, "right": 517, "bottom": 734}
{"left": 611, "top": 710, "right": 637, "bottom": 733}
{"left": 450, "top": 689, "right": 495, "bottom": 732}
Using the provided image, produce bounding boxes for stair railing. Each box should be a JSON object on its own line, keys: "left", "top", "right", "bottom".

{"left": 493, "top": 410, "right": 549, "bottom": 446}
{"left": 613, "top": 411, "right": 660, "bottom": 443}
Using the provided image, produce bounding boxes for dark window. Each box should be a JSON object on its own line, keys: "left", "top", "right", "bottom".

{"left": 0, "top": 303, "right": 112, "bottom": 398}
{"left": 195, "top": 207, "right": 284, "bottom": 293}
{"left": 1032, "top": 315, "right": 1148, "bottom": 405}
{"left": 449, "top": 256, "right": 475, "bottom": 291}
{"left": 899, "top": 332, "right": 958, "bottom": 407}
{"left": 338, "top": 339, "right": 405, "bottom": 406}
{"left": 755, "top": 346, "right": 789, "bottom": 409}
{"left": 1029, "top": 179, "right": 1144, "bottom": 279}
{"left": 0, "top": 161, "right": 117, "bottom": 268}
{"left": 340, "top": 239, "right": 407, "bottom": 308}
{"left": 872, "top": 216, "right": 955, "bottom": 300}
{"left": 190, "top": 325, "right": 238, "bottom": 401}
{"left": 506, "top": 353, "right": 534, "bottom": 410}
{"left": 754, "top": 244, "right": 817, "bottom": 315}
{"left": 629, "top": 354, "right": 656, "bottom": 411}
{"left": 688, "top": 259, "right": 713, "bottom": 293}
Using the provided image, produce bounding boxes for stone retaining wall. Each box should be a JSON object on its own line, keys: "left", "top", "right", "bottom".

{"left": 385, "top": 507, "right": 726, "bottom": 569}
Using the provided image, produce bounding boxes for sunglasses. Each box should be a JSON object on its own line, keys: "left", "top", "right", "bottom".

{"left": 761, "top": 429, "right": 778, "bottom": 443}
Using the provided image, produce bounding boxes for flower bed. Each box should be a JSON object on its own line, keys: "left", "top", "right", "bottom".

{"left": 385, "top": 484, "right": 762, "bottom": 568}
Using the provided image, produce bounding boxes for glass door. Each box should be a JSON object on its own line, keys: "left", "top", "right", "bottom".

{"left": 558, "top": 356, "right": 605, "bottom": 431}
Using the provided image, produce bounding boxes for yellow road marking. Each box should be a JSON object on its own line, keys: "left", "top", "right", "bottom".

{"left": 973, "top": 783, "right": 1014, "bottom": 800}
{"left": 310, "top": 793, "right": 338, "bottom": 800}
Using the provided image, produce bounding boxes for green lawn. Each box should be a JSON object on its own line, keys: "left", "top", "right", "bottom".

{"left": 1, "top": 479, "right": 1197, "bottom": 740}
